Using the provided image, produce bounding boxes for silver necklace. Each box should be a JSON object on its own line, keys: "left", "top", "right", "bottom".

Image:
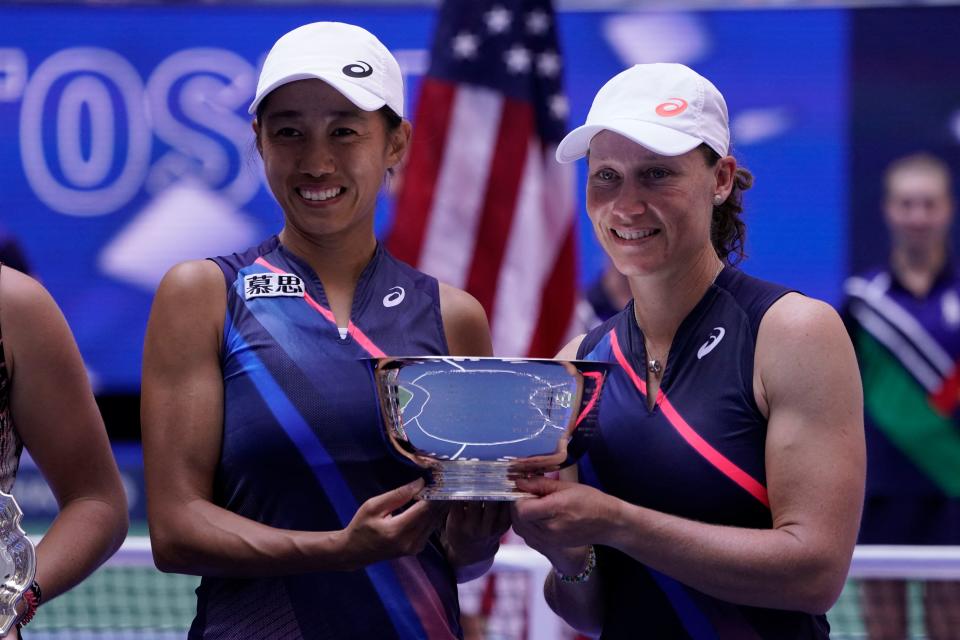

{"left": 642, "top": 261, "right": 725, "bottom": 380}
{"left": 647, "top": 357, "right": 663, "bottom": 377}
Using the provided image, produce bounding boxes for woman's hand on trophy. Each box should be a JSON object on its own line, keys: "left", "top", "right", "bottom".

{"left": 510, "top": 476, "right": 615, "bottom": 559}
{"left": 334, "top": 478, "right": 446, "bottom": 570}
{"left": 443, "top": 502, "right": 511, "bottom": 582}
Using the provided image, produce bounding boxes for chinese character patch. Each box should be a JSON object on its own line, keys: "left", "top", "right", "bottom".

{"left": 243, "top": 273, "right": 306, "bottom": 300}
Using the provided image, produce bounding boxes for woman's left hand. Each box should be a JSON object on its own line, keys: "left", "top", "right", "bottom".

{"left": 443, "top": 502, "right": 511, "bottom": 571}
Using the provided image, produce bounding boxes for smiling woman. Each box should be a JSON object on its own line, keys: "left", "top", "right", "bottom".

{"left": 140, "top": 21, "right": 506, "bottom": 640}
{"left": 510, "top": 63, "right": 866, "bottom": 639}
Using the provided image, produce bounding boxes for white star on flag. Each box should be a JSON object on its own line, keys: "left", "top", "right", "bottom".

{"left": 549, "top": 94, "right": 569, "bottom": 119}
{"left": 537, "top": 51, "right": 561, "bottom": 77}
{"left": 452, "top": 32, "right": 480, "bottom": 59}
{"left": 504, "top": 45, "right": 532, "bottom": 73}
{"left": 526, "top": 9, "right": 550, "bottom": 34}
{"left": 485, "top": 6, "right": 512, "bottom": 34}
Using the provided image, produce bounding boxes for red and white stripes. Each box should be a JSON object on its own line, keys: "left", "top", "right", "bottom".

{"left": 389, "top": 78, "right": 578, "bottom": 358}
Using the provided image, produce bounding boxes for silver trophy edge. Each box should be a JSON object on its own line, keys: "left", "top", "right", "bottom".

{"left": 0, "top": 490, "right": 37, "bottom": 635}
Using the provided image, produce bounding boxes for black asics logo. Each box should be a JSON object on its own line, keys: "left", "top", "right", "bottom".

{"left": 342, "top": 61, "right": 373, "bottom": 78}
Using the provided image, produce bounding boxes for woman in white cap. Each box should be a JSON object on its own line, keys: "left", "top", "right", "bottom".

{"left": 510, "top": 63, "right": 865, "bottom": 638}
{"left": 141, "top": 22, "right": 506, "bottom": 639}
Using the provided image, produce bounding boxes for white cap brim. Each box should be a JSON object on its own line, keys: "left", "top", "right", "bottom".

{"left": 248, "top": 72, "right": 387, "bottom": 116}
{"left": 555, "top": 119, "right": 705, "bottom": 163}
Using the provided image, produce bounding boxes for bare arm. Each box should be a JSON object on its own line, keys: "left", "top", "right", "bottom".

{"left": 538, "top": 464, "right": 605, "bottom": 637}
{"left": 515, "top": 295, "right": 865, "bottom": 620}
{"left": 143, "top": 261, "right": 440, "bottom": 577}
{"left": 2, "top": 268, "right": 128, "bottom": 603}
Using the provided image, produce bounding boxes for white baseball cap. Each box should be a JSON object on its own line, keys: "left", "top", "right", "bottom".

{"left": 556, "top": 63, "right": 729, "bottom": 163}
{"left": 249, "top": 22, "right": 404, "bottom": 118}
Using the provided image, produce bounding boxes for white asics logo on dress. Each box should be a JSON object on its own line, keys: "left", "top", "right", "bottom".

{"left": 383, "top": 286, "right": 405, "bottom": 308}
{"left": 697, "top": 327, "right": 726, "bottom": 359}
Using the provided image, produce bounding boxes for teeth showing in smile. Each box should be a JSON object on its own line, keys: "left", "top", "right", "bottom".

{"left": 299, "top": 187, "right": 343, "bottom": 201}
{"left": 612, "top": 228, "right": 657, "bottom": 240}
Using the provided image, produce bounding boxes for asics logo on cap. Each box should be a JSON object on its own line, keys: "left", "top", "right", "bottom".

{"left": 342, "top": 61, "right": 373, "bottom": 78}
{"left": 655, "top": 98, "right": 688, "bottom": 117}
{"left": 697, "top": 327, "right": 725, "bottom": 360}
{"left": 383, "top": 286, "right": 405, "bottom": 308}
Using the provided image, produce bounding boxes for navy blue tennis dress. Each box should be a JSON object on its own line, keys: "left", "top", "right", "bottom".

{"left": 192, "top": 236, "right": 460, "bottom": 639}
{"left": 577, "top": 267, "right": 830, "bottom": 639}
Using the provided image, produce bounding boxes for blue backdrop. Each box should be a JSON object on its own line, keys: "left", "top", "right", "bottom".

{"left": 0, "top": 4, "right": 898, "bottom": 393}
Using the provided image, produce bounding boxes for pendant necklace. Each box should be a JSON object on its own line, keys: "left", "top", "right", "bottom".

{"left": 642, "top": 261, "right": 724, "bottom": 380}
{"left": 647, "top": 357, "right": 663, "bottom": 377}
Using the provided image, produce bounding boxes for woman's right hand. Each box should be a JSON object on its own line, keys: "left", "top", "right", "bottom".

{"left": 335, "top": 478, "right": 446, "bottom": 570}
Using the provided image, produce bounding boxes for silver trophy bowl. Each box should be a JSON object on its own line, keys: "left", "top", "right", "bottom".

{"left": 370, "top": 356, "right": 609, "bottom": 500}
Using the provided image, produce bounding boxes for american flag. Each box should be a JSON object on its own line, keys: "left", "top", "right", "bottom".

{"left": 387, "top": 0, "right": 577, "bottom": 358}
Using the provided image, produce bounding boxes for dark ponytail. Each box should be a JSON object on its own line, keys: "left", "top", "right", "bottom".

{"left": 700, "top": 144, "right": 753, "bottom": 265}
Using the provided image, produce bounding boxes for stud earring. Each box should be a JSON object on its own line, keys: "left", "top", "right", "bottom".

{"left": 713, "top": 194, "right": 723, "bottom": 205}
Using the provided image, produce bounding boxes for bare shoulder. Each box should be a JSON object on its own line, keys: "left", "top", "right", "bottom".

{"left": 151, "top": 260, "right": 226, "bottom": 324}
{"left": 438, "top": 282, "right": 492, "bottom": 356}
{"left": 758, "top": 293, "right": 849, "bottom": 354}
{"left": 156, "top": 259, "right": 225, "bottom": 300}
{"left": 755, "top": 292, "right": 859, "bottom": 412}
{"left": 0, "top": 267, "right": 75, "bottom": 361}
{"left": 0, "top": 265, "right": 57, "bottom": 321}
{"left": 555, "top": 334, "right": 586, "bottom": 360}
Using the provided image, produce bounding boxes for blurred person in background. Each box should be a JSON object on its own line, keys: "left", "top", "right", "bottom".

{"left": 842, "top": 153, "right": 960, "bottom": 640}
{"left": 510, "top": 63, "right": 865, "bottom": 638}
{"left": 0, "top": 264, "right": 128, "bottom": 635}
{"left": 141, "top": 22, "right": 507, "bottom": 639}
{"left": 576, "top": 261, "right": 632, "bottom": 332}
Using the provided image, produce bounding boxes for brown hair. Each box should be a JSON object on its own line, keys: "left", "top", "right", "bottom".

{"left": 699, "top": 144, "right": 754, "bottom": 265}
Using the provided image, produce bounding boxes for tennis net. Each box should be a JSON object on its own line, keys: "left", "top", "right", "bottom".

{"left": 23, "top": 539, "right": 960, "bottom": 639}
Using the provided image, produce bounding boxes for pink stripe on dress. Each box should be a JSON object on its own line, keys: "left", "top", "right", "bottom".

{"left": 254, "top": 257, "right": 387, "bottom": 358}
{"left": 609, "top": 329, "right": 770, "bottom": 508}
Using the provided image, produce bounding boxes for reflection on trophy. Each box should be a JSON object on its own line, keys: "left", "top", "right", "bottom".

{"left": 370, "top": 356, "right": 609, "bottom": 500}
{"left": 0, "top": 491, "right": 36, "bottom": 634}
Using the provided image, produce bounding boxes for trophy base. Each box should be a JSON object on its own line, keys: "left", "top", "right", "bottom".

{"left": 418, "top": 461, "right": 536, "bottom": 501}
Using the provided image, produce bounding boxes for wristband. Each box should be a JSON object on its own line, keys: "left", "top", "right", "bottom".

{"left": 17, "top": 581, "right": 41, "bottom": 628}
{"left": 554, "top": 545, "right": 596, "bottom": 584}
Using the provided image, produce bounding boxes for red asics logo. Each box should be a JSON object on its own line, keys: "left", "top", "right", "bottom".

{"left": 655, "top": 98, "right": 688, "bottom": 117}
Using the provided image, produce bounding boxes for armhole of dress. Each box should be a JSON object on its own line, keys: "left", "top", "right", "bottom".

{"left": 0, "top": 262, "right": 7, "bottom": 386}
{"left": 433, "top": 278, "right": 452, "bottom": 356}
{"left": 746, "top": 288, "right": 796, "bottom": 422}
{"left": 203, "top": 257, "right": 234, "bottom": 370}
{"left": 0, "top": 263, "right": 22, "bottom": 487}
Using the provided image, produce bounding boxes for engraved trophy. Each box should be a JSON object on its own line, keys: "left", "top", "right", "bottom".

{"left": 371, "top": 356, "right": 609, "bottom": 500}
{"left": 0, "top": 490, "right": 36, "bottom": 634}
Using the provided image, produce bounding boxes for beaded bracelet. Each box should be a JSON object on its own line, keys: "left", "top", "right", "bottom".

{"left": 17, "top": 581, "right": 41, "bottom": 628}
{"left": 555, "top": 545, "right": 597, "bottom": 584}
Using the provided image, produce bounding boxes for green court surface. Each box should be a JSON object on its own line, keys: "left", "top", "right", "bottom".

{"left": 20, "top": 535, "right": 933, "bottom": 639}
